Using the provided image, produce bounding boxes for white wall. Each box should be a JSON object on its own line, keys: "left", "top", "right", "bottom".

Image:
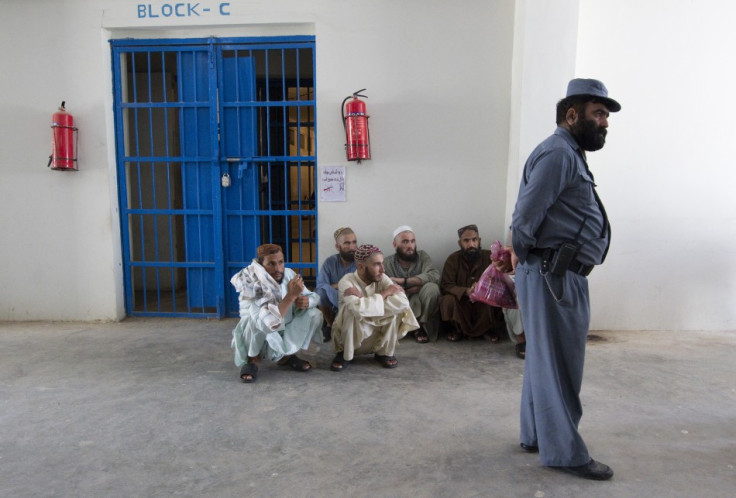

{"left": 506, "top": 0, "right": 579, "bottom": 238}
{"left": 314, "top": 1, "right": 516, "bottom": 266}
{"left": 570, "top": 0, "right": 736, "bottom": 330}
{"left": 0, "top": 0, "right": 515, "bottom": 321}
{"left": 0, "top": 1, "right": 123, "bottom": 320}
{"left": 1, "top": 0, "right": 733, "bottom": 330}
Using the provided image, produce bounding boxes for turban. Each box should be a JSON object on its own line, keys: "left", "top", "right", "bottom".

{"left": 333, "top": 226, "right": 354, "bottom": 241}
{"left": 256, "top": 244, "right": 282, "bottom": 259}
{"left": 392, "top": 225, "right": 413, "bottom": 240}
{"left": 457, "top": 224, "right": 479, "bottom": 238}
{"left": 354, "top": 244, "right": 382, "bottom": 263}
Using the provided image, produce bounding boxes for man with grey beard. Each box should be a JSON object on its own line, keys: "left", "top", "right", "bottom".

{"left": 383, "top": 225, "right": 441, "bottom": 343}
{"left": 316, "top": 227, "right": 357, "bottom": 340}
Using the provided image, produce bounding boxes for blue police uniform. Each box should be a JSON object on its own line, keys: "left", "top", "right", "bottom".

{"left": 511, "top": 126, "right": 611, "bottom": 467}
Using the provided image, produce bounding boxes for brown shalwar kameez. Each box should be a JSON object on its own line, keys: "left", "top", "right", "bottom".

{"left": 439, "top": 249, "right": 503, "bottom": 338}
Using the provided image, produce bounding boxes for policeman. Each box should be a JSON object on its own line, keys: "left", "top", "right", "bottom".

{"left": 510, "top": 78, "right": 620, "bottom": 481}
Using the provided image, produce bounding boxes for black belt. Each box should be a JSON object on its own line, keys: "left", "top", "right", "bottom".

{"left": 528, "top": 248, "right": 594, "bottom": 277}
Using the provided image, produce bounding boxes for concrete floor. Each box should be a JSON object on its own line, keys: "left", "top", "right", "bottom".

{"left": 1, "top": 319, "right": 734, "bottom": 497}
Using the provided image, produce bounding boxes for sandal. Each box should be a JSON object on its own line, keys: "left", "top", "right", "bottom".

{"left": 240, "top": 362, "right": 259, "bottom": 383}
{"left": 284, "top": 355, "right": 312, "bottom": 372}
{"left": 414, "top": 329, "right": 430, "bottom": 344}
{"left": 484, "top": 333, "right": 500, "bottom": 343}
{"left": 446, "top": 331, "right": 463, "bottom": 342}
{"left": 330, "top": 352, "right": 351, "bottom": 372}
{"left": 322, "top": 325, "right": 332, "bottom": 343}
{"left": 515, "top": 342, "right": 526, "bottom": 359}
{"left": 374, "top": 354, "right": 398, "bottom": 369}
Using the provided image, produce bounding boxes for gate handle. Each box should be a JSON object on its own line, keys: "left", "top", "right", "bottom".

{"left": 225, "top": 157, "right": 253, "bottom": 179}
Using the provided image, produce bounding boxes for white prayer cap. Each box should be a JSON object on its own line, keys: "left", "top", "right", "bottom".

{"left": 392, "top": 225, "right": 414, "bottom": 240}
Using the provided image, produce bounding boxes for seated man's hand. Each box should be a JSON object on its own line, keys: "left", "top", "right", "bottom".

{"left": 286, "top": 275, "right": 305, "bottom": 299}
{"left": 343, "top": 286, "right": 362, "bottom": 298}
{"left": 465, "top": 282, "right": 477, "bottom": 298}
{"left": 492, "top": 245, "right": 516, "bottom": 274}
{"left": 382, "top": 284, "right": 404, "bottom": 299}
{"left": 294, "top": 295, "right": 310, "bottom": 310}
{"left": 405, "top": 285, "right": 420, "bottom": 296}
{"left": 492, "top": 259, "right": 514, "bottom": 274}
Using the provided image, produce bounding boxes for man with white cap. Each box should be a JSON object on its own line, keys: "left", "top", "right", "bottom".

{"left": 329, "top": 244, "right": 419, "bottom": 371}
{"left": 509, "top": 78, "right": 620, "bottom": 480}
{"left": 383, "top": 225, "right": 441, "bottom": 343}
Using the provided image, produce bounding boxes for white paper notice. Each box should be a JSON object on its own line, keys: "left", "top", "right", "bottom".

{"left": 320, "top": 166, "right": 346, "bottom": 202}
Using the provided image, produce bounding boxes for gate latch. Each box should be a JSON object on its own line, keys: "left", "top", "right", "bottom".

{"left": 226, "top": 157, "right": 253, "bottom": 179}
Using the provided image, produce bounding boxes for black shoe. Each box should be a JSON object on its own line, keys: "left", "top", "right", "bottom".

{"left": 554, "top": 459, "right": 613, "bottom": 480}
{"left": 520, "top": 442, "right": 539, "bottom": 453}
{"left": 515, "top": 341, "right": 526, "bottom": 359}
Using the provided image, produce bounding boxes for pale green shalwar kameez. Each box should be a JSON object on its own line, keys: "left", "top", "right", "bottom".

{"left": 230, "top": 261, "right": 323, "bottom": 366}
{"left": 383, "top": 250, "right": 441, "bottom": 341}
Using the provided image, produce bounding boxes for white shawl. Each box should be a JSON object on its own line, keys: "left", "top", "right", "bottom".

{"left": 230, "top": 259, "right": 284, "bottom": 331}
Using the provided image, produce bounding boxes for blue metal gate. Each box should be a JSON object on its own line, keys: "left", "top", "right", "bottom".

{"left": 111, "top": 37, "right": 317, "bottom": 317}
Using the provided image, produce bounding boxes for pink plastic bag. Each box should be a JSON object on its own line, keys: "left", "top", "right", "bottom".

{"left": 469, "top": 241, "right": 518, "bottom": 308}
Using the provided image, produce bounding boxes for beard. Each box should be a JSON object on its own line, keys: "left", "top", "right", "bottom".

{"left": 571, "top": 117, "right": 607, "bottom": 151}
{"left": 462, "top": 247, "right": 480, "bottom": 263}
{"left": 339, "top": 249, "right": 355, "bottom": 262}
{"left": 396, "top": 247, "right": 418, "bottom": 263}
{"left": 359, "top": 267, "right": 382, "bottom": 284}
{"left": 270, "top": 272, "right": 284, "bottom": 284}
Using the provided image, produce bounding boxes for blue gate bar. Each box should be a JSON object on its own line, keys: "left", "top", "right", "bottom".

{"left": 112, "top": 37, "right": 317, "bottom": 317}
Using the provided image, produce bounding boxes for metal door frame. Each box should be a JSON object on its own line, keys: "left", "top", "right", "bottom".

{"left": 110, "top": 36, "right": 317, "bottom": 317}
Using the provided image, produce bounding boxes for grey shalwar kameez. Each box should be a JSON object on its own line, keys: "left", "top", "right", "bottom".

{"left": 511, "top": 126, "right": 611, "bottom": 467}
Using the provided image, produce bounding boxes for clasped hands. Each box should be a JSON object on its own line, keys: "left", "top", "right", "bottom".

{"left": 344, "top": 284, "right": 403, "bottom": 300}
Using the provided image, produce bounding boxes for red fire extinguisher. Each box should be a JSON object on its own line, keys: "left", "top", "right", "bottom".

{"left": 48, "top": 101, "right": 78, "bottom": 171}
{"left": 342, "top": 89, "right": 371, "bottom": 162}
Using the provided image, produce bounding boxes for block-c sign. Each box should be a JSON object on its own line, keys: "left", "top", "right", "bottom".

{"left": 137, "top": 2, "right": 231, "bottom": 18}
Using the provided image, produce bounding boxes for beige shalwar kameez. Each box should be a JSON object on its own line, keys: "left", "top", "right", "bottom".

{"left": 332, "top": 272, "right": 419, "bottom": 361}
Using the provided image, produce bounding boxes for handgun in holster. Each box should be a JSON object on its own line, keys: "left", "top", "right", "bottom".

{"left": 549, "top": 242, "right": 579, "bottom": 276}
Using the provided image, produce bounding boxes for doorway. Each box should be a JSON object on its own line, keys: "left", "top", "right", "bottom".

{"left": 110, "top": 37, "right": 317, "bottom": 317}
